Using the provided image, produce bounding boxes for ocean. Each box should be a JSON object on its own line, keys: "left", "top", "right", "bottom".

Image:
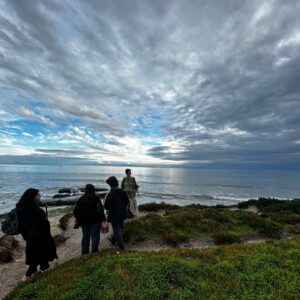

{"left": 0, "top": 164, "right": 299, "bottom": 214}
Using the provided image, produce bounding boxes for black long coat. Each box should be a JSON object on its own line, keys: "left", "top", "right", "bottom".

{"left": 104, "top": 188, "right": 129, "bottom": 225}
{"left": 17, "top": 202, "right": 58, "bottom": 265}
{"left": 73, "top": 194, "right": 106, "bottom": 225}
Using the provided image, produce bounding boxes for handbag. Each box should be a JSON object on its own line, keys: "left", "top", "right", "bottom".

{"left": 101, "top": 221, "right": 109, "bottom": 233}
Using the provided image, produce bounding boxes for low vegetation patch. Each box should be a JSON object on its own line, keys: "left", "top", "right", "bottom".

{"left": 138, "top": 201, "right": 220, "bottom": 212}
{"left": 124, "top": 207, "right": 285, "bottom": 245}
{"left": 237, "top": 197, "right": 300, "bottom": 212}
{"left": 47, "top": 207, "right": 73, "bottom": 217}
{"left": 238, "top": 198, "right": 300, "bottom": 232}
{"left": 58, "top": 213, "right": 73, "bottom": 231}
{"left": 6, "top": 237, "right": 300, "bottom": 299}
{"left": 138, "top": 202, "right": 180, "bottom": 212}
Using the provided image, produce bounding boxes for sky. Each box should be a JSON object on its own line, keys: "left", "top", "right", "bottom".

{"left": 0, "top": 0, "right": 300, "bottom": 168}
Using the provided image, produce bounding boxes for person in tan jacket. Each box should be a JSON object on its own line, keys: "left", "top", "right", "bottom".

{"left": 121, "top": 169, "right": 139, "bottom": 217}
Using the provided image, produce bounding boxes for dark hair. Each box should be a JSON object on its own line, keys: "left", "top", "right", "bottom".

{"left": 16, "top": 188, "right": 39, "bottom": 209}
{"left": 84, "top": 184, "right": 96, "bottom": 195}
{"left": 106, "top": 176, "right": 119, "bottom": 187}
{"left": 125, "top": 169, "right": 131, "bottom": 175}
{"left": 81, "top": 184, "right": 98, "bottom": 208}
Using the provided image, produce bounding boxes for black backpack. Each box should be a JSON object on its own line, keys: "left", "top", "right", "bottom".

{"left": 1, "top": 209, "right": 20, "bottom": 235}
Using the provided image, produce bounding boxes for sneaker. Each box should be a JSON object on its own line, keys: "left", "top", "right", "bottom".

{"left": 21, "top": 276, "right": 31, "bottom": 282}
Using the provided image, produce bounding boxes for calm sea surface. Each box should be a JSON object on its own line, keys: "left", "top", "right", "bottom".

{"left": 0, "top": 164, "right": 299, "bottom": 214}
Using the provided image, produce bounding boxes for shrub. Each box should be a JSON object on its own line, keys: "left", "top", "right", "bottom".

{"left": 237, "top": 198, "right": 283, "bottom": 209}
{"left": 58, "top": 213, "right": 73, "bottom": 231}
{"left": 262, "top": 200, "right": 300, "bottom": 214}
{"left": 213, "top": 232, "right": 241, "bottom": 245}
{"left": 138, "top": 202, "right": 180, "bottom": 212}
{"left": 267, "top": 212, "right": 300, "bottom": 224}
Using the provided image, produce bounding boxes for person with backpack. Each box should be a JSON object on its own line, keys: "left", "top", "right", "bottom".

{"left": 104, "top": 176, "right": 129, "bottom": 250}
{"left": 16, "top": 188, "right": 58, "bottom": 281}
{"left": 73, "top": 184, "right": 106, "bottom": 255}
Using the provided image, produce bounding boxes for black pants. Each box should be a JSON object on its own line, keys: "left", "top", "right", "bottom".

{"left": 111, "top": 224, "right": 125, "bottom": 250}
{"left": 26, "top": 262, "right": 49, "bottom": 276}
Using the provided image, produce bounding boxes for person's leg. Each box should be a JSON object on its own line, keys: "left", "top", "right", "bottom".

{"left": 112, "top": 224, "right": 125, "bottom": 250}
{"left": 129, "top": 198, "right": 135, "bottom": 215}
{"left": 91, "top": 223, "right": 100, "bottom": 253}
{"left": 109, "top": 234, "right": 116, "bottom": 246}
{"left": 133, "top": 198, "right": 138, "bottom": 215}
{"left": 40, "top": 261, "right": 50, "bottom": 272}
{"left": 25, "top": 264, "right": 38, "bottom": 277}
{"left": 81, "top": 224, "right": 91, "bottom": 255}
{"left": 109, "top": 233, "right": 116, "bottom": 246}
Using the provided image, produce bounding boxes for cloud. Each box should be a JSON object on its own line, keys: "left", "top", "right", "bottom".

{"left": 0, "top": 0, "right": 299, "bottom": 167}
{"left": 18, "top": 106, "right": 55, "bottom": 127}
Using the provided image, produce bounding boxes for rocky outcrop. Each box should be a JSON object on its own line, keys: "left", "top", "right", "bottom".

{"left": 58, "top": 188, "right": 79, "bottom": 194}
{"left": 0, "top": 235, "right": 19, "bottom": 263}
{"left": 79, "top": 187, "right": 108, "bottom": 193}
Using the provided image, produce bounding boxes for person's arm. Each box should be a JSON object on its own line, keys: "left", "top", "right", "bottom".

{"left": 30, "top": 206, "right": 47, "bottom": 240}
{"left": 98, "top": 197, "right": 106, "bottom": 222}
{"left": 124, "top": 191, "right": 130, "bottom": 207}
{"left": 104, "top": 193, "right": 111, "bottom": 211}
{"left": 73, "top": 201, "right": 80, "bottom": 219}
{"left": 133, "top": 177, "right": 139, "bottom": 192}
{"left": 121, "top": 178, "right": 125, "bottom": 190}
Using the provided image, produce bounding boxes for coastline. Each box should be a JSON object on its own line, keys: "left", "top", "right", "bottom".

{"left": 1, "top": 198, "right": 300, "bottom": 299}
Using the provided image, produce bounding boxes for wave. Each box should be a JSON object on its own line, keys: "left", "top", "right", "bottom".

{"left": 140, "top": 191, "right": 253, "bottom": 203}
{"left": 205, "top": 184, "right": 253, "bottom": 189}
{"left": 142, "top": 191, "right": 220, "bottom": 201}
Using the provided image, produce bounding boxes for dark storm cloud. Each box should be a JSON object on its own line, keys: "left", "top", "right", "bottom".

{"left": 0, "top": 0, "right": 300, "bottom": 166}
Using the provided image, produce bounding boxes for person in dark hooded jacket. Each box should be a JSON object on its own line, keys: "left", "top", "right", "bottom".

{"left": 104, "top": 176, "right": 129, "bottom": 250}
{"left": 73, "top": 184, "right": 106, "bottom": 254}
{"left": 16, "top": 188, "right": 58, "bottom": 281}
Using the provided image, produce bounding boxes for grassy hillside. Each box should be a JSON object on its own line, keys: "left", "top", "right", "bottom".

{"left": 124, "top": 199, "right": 300, "bottom": 245}
{"left": 6, "top": 237, "right": 300, "bottom": 300}
{"left": 6, "top": 199, "right": 300, "bottom": 299}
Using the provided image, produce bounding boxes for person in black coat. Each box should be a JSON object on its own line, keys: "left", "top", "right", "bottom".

{"left": 104, "top": 176, "right": 129, "bottom": 250}
{"left": 73, "top": 184, "right": 106, "bottom": 255}
{"left": 16, "top": 188, "right": 58, "bottom": 281}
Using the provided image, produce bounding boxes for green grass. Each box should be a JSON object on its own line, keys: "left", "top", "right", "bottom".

{"left": 124, "top": 207, "right": 285, "bottom": 245}
{"left": 6, "top": 237, "right": 300, "bottom": 300}
{"left": 47, "top": 207, "right": 73, "bottom": 217}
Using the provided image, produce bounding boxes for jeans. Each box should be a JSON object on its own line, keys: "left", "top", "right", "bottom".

{"left": 112, "top": 224, "right": 125, "bottom": 250}
{"left": 81, "top": 223, "right": 101, "bottom": 255}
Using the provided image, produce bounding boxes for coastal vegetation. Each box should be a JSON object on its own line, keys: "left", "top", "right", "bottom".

{"left": 124, "top": 199, "right": 300, "bottom": 245}
{"left": 6, "top": 237, "right": 300, "bottom": 299}
{"left": 4, "top": 198, "right": 300, "bottom": 299}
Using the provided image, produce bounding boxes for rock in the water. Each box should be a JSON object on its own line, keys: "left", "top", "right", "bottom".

{"left": 53, "top": 193, "right": 72, "bottom": 199}
{"left": 58, "top": 188, "right": 79, "bottom": 194}
{"left": 79, "top": 187, "right": 108, "bottom": 193}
